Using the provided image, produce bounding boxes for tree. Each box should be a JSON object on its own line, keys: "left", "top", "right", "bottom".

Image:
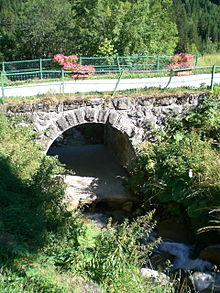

{"left": 16, "top": 0, "right": 75, "bottom": 59}
{"left": 173, "top": 0, "right": 220, "bottom": 54}
{"left": 117, "top": 0, "right": 178, "bottom": 55}
{"left": 0, "top": 0, "right": 22, "bottom": 60}
{"left": 71, "top": 0, "right": 178, "bottom": 56}
{"left": 96, "top": 38, "right": 118, "bottom": 57}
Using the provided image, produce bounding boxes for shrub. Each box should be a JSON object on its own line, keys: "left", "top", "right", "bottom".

{"left": 44, "top": 212, "right": 161, "bottom": 292}
{"left": 0, "top": 113, "right": 174, "bottom": 292}
{"left": 128, "top": 97, "right": 220, "bottom": 230}
{"left": 0, "top": 114, "right": 68, "bottom": 259}
{"left": 167, "top": 53, "right": 195, "bottom": 70}
{"left": 53, "top": 53, "right": 95, "bottom": 78}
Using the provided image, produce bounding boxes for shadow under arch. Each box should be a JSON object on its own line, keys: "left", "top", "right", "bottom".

{"left": 46, "top": 122, "right": 136, "bottom": 172}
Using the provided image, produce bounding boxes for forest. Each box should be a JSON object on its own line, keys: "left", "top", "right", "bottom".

{"left": 0, "top": 0, "right": 220, "bottom": 61}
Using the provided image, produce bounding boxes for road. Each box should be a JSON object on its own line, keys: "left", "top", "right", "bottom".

{"left": 1, "top": 73, "right": 220, "bottom": 98}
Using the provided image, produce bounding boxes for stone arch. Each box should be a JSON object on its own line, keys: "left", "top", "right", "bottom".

{"left": 41, "top": 107, "right": 144, "bottom": 153}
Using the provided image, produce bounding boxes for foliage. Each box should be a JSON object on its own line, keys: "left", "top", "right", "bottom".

{"left": 184, "top": 97, "right": 220, "bottom": 143}
{"left": 0, "top": 263, "right": 80, "bottom": 292}
{"left": 198, "top": 208, "right": 220, "bottom": 233}
{"left": 128, "top": 97, "right": 220, "bottom": 229}
{"left": 66, "top": 0, "right": 178, "bottom": 56}
{"left": 44, "top": 212, "right": 161, "bottom": 293}
{"left": 173, "top": 0, "right": 220, "bottom": 54}
{"left": 1, "top": 0, "right": 220, "bottom": 61}
{"left": 96, "top": 38, "right": 118, "bottom": 57}
{"left": 0, "top": 114, "right": 68, "bottom": 259}
{"left": 167, "top": 53, "right": 195, "bottom": 69}
{"left": 16, "top": 0, "right": 75, "bottom": 59}
{"left": 198, "top": 53, "right": 220, "bottom": 66}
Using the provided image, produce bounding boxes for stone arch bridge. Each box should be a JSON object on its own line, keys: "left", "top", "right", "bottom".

{"left": 4, "top": 93, "right": 204, "bottom": 169}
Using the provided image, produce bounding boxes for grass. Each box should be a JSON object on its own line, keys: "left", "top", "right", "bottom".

{"left": 2, "top": 86, "right": 208, "bottom": 107}
{"left": 198, "top": 53, "right": 220, "bottom": 66}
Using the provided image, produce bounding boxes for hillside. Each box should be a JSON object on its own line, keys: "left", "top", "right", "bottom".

{"left": 173, "top": 0, "right": 220, "bottom": 54}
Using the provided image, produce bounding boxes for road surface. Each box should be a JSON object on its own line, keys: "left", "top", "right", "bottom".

{"left": 1, "top": 73, "right": 220, "bottom": 98}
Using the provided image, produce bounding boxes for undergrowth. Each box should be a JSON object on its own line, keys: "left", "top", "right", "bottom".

{"left": 0, "top": 113, "right": 171, "bottom": 292}
{"left": 128, "top": 95, "right": 220, "bottom": 230}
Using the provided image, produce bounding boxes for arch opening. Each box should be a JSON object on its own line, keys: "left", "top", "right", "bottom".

{"left": 47, "top": 122, "right": 136, "bottom": 171}
{"left": 47, "top": 123, "right": 137, "bottom": 222}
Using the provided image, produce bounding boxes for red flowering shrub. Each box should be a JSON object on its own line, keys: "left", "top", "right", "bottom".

{"left": 53, "top": 54, "right": 95, "bottom": 78}
{"left": 53, "top": 53, "right": 66, "bottom": 65}
{"left": 167, "top": 53, "right": 195, "bottom": 70}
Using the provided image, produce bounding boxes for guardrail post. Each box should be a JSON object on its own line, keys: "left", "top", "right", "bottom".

{"left": 156, "top": 56, "right": 160, "bottom": 71}
{"left": 210, "top": 65, "right": 216, "bottom": 90}
{"left": 1, "top": 71, "right": 5, "bottom": 103}
{"left": 39, "top": 59, "right": 43, "bottom": 79}
{"left": 112, "top": 70, "right": 124, "bottom": 97}
{"left": 61, "top": 70, "right": 65, "bottom": 95}
{"left": 163, "top": 69, "right": 174, "bottom": 89}
{"left": 2, "top": 61, "right": 5, "bottom": 73}
{"left": 117, "top": 56, "right": 121, "bottom": 73}
{"left": 195, "top": 55, "right": 199, "bottom": 66}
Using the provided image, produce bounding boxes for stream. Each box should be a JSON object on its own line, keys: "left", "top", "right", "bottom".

{"left": 47, "top": 128, "right": 220, "bottom": 292}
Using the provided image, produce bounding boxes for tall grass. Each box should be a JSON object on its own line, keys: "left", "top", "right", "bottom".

{"left": 198, "top": 53, "right": 220, "bottom": 66}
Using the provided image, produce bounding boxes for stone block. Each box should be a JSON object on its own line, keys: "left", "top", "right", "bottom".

{"left": 85, "top": 108, "right": 97, "bottom": 122}
{"left": 160, "top": 97, "right": 173, "bottom": 106}
{"left": 56, "top": 116, "right": 69, "bottom": 131}
{"left": 74, "top": 108, "right": 85, "bottom": 124}
{"left": 86, "top": 98, "right": 103, "bottom": 106}
{"left": 108, "top": 111, "right": 120, "bottom": 126}
{"left": 44, "top": 124, "right": 60, "bottom": 139}
{"left": 113, "top": 98, "right": 131, "bottom": 110}
{"left": 117, "top": 116, "right": 134, "bottom": 137}
{"left": 65, "top": 111, "right": 77, "bottom": 126}
{"left": 139, "top": 97, "right": 155, "bottom": 107}
{"left": 97, "top": 110, "right": 109, "bottom": 123}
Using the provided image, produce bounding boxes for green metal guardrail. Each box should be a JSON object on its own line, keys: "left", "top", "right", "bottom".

{"left": 0, "top": 54, "right": 201, "bottom": 80}
{"left": 0, "top": 64, "right": 219, "bottom": 103}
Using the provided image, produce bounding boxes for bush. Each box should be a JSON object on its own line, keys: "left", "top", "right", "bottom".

{"left": 128, "top": 97, "right": 220, "bottom": 229}
{"left": 43, "top": 212, "right": 161, "bottom": 293}
{"left": 167, "top": 53, "right": 195, "bottom": 69}
{"left": 0, "top": 114, "right": 68, "bottom": 259}
{"left": 0, "top": 113, "right": 175, "bottom": 292}
{"left": 53, "top": 53, "right": 95, "bottom": 78}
